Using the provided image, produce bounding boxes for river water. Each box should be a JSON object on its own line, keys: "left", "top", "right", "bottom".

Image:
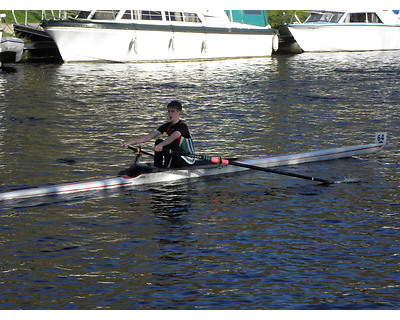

{"left": 0, "top": 51, "right": 399, "bottom": 310}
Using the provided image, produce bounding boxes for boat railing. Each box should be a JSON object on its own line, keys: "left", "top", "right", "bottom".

{"left": 11, "top": 10, "right": 77, "bottom": 26}
{"left": 288, "top": 11, "right": 310, "bottom": 24}
{"left": 10, "top": 10, "right": 78, "bottom": 37}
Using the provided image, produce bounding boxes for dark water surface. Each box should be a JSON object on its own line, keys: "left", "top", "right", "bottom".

{"left": 0, "top": 51, "right": 399, "bottom": 309}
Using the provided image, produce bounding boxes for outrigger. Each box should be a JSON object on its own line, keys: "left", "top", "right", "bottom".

{"left": 0, "top": 133, "right": 387, "bottom": 201}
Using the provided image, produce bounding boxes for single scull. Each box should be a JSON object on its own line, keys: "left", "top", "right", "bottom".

{"left": 0, "top": 133, "right": 386, "bottom": 201}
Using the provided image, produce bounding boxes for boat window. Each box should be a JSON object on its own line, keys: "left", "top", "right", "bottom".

{"left": 166, "top": 12, "right": 184, "bottom": 21}
{"left": 166, "top": 11, "right": 201, "bottom": 22}
{"left": 244, "top": 10, "right": 262, "bottom": 14}
{"left": 348, "top": 12, "right": 383, "bottom": 23}
{"left": 141, "top": 11, "right": 163, "bottom": 20}
{"left": 92, "top": 10, "right": 119, "bottom": 20}
{"left": 306, "top": 12, "right": 343, "bottom": 23}
{"left": 367, "top": 12, "right": 383, "bottom": 23}
{"left": 76, "top": 11, "right": 91, "bottom": 19}
{"left": 350, "top": 13, "right": 366, "bottom": 22}
{"left": 329, "top": 13, "right": 343, "bottom": 22}
{"left": 183, "top": 12, "right": 201, "bottom": 23}
{"left": 306, "top": 13, "right": 322, "bottom": 22}
{"left": 122, "top": 10, "right": 132, "bottom": 20}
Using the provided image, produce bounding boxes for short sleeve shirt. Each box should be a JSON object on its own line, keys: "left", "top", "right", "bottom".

{"left": 157, "top": 120, "right": 195, "bottom": 164}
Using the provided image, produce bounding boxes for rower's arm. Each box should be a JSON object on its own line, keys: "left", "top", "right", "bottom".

{"left": 124, "top": 130, "right": 161, "bottom": 146}
{"left": 156, "top": 131, "right": 181, "bottom": 149}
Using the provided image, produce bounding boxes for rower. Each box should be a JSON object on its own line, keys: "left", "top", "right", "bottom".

{"left": 123, "top": 100, "right": 195, "bottom": 168}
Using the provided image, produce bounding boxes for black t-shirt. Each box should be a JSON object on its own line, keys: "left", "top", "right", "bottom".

{"left": 157, "top": 120, "right": 191, "bottom": 139}
{"left": 157, "top": 120, "right": 195, "bottom": 164}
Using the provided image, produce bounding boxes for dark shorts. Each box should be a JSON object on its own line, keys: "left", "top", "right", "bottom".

{"left": 154, "top": 139, "right": 192, "bottom": 168}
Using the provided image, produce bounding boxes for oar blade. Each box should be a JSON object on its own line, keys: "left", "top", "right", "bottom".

{"left": 333, "top": 177, "right": 362, "bottom": 184}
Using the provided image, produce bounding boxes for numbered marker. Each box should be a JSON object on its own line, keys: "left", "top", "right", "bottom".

{"left": 375, "top": 132, "right": 387, "bottom": 145}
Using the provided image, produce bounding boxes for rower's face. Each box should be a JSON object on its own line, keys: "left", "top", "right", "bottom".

{"left": 167, "top": 108, "right": 181, "bottom": 122}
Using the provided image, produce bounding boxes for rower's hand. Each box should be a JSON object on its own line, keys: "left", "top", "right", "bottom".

{"left": 122, "top": 143, "right": 135, "bottom": 150}
{"left": 154, "top": 144, "right": 163, "bottom": 152}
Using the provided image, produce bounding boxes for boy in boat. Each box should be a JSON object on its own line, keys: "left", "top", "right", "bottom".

{"left": 123, "top": 100, "right": 195, "bottom": 168}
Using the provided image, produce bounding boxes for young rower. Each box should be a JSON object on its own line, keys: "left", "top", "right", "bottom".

{"left": 123, "top": 100, "right": 195, "bottom": 168}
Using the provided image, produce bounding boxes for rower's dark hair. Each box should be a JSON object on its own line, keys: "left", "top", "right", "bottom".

{"left": 167, "top": 100, "right": 182, "bottom": 111}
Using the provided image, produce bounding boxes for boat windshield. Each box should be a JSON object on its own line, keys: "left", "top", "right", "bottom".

{"left": 75, "top": 10, "right": 119, "bottom": 20}
{"left": 305, "top": 12, "right": 343, "bottom": 23}
{"left": 92, "top": 10, "right": 119, "bottom": 20}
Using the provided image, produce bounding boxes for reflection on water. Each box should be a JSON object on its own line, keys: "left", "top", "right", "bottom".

{"left": 0, "top": 52, "right": 399, "bottom": 309}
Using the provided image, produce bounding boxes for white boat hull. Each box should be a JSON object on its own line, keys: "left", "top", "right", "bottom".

{"left": 288, "top": 24, "right": 400, "bottom": 52}
{"left": 0, "top": 136, "right": 386, "bottom": 200}
{"left": 43, "top": 21, "right": 277, "bottom": 62}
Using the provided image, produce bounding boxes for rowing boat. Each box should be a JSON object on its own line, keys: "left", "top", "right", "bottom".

{"left": 0, "top": 133, "right": 386, "bottom": 201}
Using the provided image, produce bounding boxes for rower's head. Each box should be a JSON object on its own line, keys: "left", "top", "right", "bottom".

{"left": 166, "top": 100, "right": 182, "bottom": 123}
{"left": 167, "top": 100, "right": 182, "bottom": 112}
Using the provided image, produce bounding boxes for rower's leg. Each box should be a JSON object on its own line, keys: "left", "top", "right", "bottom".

{"left": 169, "top": 146, "right": 191, "bottom": 168}
{"left": 154, "top": 139, "right": 164, "bottom": 167}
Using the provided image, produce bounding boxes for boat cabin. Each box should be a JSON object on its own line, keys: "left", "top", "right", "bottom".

{"left": 72, "top": 10, "right": 270, "bottom": 27}
{"left": 75, "top": 10, "right": 203, "bottom": 23}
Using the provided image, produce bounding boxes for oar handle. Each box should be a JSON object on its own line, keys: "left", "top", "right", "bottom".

{"left": 124, "top": 145, "right": 154, "bottom": 157}
{"left": 124, "top": 145, "right": 140, "bottom": 152}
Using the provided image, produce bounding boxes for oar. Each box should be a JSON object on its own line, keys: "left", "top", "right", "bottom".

{"left": 173, "top": 150, "right": 352, "bottom": 185}
{"left": 124, "top": 146, "right": 357, "bottom": 184}
{"left": 124, "top": 145, "right": 154, "bottom": 157}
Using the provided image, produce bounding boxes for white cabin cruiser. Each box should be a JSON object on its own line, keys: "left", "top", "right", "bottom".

{"left": 41, "top": 10, "right": 279, "bottom": 62}
{"left": 287, "top": 10, "right": 400, "bottom": 52}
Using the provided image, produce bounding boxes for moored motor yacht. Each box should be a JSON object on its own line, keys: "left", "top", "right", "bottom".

{"left": 41, "top": 10, "right": 279, "bottom": 62}
{"left": 287, "top": 10, "right": 400, "bottom": 52}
